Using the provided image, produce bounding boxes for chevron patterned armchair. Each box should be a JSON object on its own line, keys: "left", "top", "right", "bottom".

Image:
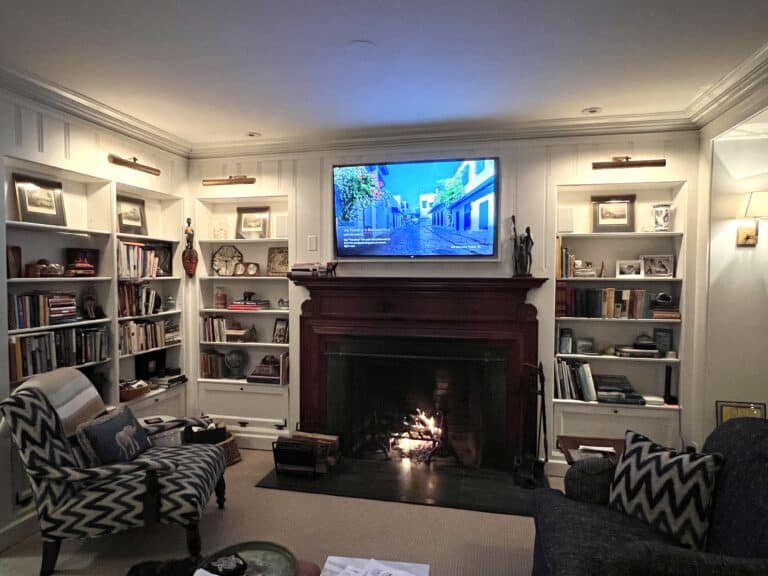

{"left": 0, "top": 369, "right": 226, "bottom": 576}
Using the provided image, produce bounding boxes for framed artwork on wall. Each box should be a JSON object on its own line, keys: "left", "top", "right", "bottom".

{"left": 116, "top": 195, "right": 147, "bottom": 235}
{"left": 236, "top": 207, "right": 270, "bottom": 239}
{"left": 13, "top": 173, "right": 67, "bottom": 227}
{"left": 591, "top": 195, "right": 635, "bottom": 233}
{"left": 716, "top": 401, "right": 766, "bottom": 426}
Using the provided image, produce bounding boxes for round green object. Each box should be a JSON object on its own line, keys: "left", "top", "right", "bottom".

{"left": 203, "top": 541, "right": 296, "bottom": 576}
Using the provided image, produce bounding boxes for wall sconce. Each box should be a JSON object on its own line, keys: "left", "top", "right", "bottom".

{"left": 107, "top": 154, "right": 161, "bottom": 176}
{"left": 202, "top": 175, "right": 256, "bottom": 186}
{"left": 736, "top": 191, "right": 768, "bottom": 247}
{"left": 592, "top": 155, "right": 667, "bottom": 169}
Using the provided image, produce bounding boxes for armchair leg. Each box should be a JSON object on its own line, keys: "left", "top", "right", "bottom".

{"left": 215, "top": 474, "right": 226, "bottom": 509}
{"left": 186, "top": 524, "right": 201, "bottom": 558}
{"left": 41, "top": 539, "right": 61, "bottom": 576}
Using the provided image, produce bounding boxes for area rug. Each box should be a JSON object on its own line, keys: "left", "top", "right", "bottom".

{"left": 256, "top": 459, "right": 545, "bottom": 517}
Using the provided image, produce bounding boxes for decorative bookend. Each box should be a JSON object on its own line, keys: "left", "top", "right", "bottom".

{"left": 182, "top": 217, "right": 199, "bottom": 277}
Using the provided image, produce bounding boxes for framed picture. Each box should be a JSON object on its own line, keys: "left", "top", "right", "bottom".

{"left": 591, "top": 195, "right": 635, "bottom": 233}
{"left": 616, "top": 259, "right": 643, "bottom": 278}
{"left": 575, "top": 337, "right": 595, "bottom": 354}
{"left": 236, "top": 207, "right": 270, "bottom": 239}
{"left": 653, "top": 328, "right": 674, "bottom": 354}
{"left": 736, "top": 222, "right": 758, "bottom": 247}
{"left": 116, "top": 195, "right": 147, "bottom": 235}
{"left": 210, "top": 217, "right": 232, "bottom": 240}
{"left": 272, "top": 318, "right": 289, "bottom": 344}
{"left": 267, "top": 246, "right": 289, "bottom": 276}
{"left": 641, "top": 254, "right": 674, "bottom": 277}
{"left": 716, "top": 401, "right": 766, "bottom": 426}
{"left": 13, "top": 173, "right": 67, "bottom": 227}
{"left": 558, "top": 328, "right": 573, "bottom": 354}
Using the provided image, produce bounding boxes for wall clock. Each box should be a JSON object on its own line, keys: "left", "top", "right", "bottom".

{"left": 211, "top": 245, "right": 243, "bottom": 276}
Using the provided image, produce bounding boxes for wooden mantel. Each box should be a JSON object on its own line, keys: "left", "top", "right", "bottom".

{"left": 291, "top": 275, "right": 548, "bottom": 469}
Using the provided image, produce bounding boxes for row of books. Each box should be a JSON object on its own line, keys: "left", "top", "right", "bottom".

{"left": 118, "top": 283, "right": 163, "bottom": 317}
{"left": 119, "top": 319, "right": 180, "bottom": 355}
{"left": 555, "top": 359, "right": 646, "bottom": 405}
{"left": 200, "top": 350, "right": 227, "bottom": 379}
{"left": 117, "top": 241, "right": 170, "bottom": 280}
{"left": 226, "top": 296, "right": 271, "bottom": 311}
{"left": 556, "top": 283, "right": 680, "bottom": 320}
{"left": 8, "top": 292, "right": 78, "bottom": 329}
{"left": 9, "top": 327, "right": 109, "bottom": 382}
{"left": 202, "top": 316, "right": 232, "bottom": 343}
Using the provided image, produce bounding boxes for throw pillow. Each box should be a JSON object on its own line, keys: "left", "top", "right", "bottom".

{"left": 609, "top": 430, "right": 722, "bottom": 550}
{"left": 76, "top": 406, "right": 151, "bottom": 465}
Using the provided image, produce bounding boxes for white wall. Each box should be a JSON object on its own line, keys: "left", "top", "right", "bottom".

{"left": 190, "top": 131, "right": 702, "bottom": 457}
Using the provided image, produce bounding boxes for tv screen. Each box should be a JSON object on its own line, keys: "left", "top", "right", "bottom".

{"left": 333, "top": 158, "right": 499, "bottom": 258}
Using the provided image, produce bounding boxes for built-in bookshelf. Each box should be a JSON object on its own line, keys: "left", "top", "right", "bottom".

{"left": 192, "top": 187, "right": 292, "bottom": 448}
{"left": 552, "top": 180, "right": 687, "bottom": 452}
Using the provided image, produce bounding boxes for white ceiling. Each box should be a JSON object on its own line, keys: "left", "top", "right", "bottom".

{"left": 1, "top": 0, "right": 768, "bottom": 147}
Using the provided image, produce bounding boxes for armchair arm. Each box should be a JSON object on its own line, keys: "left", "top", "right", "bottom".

{"left": 141, "top": 416, "right": 213, "bottom": 437}
{"left": 564, "top": 458, "right": 616, "bottom": 505}
{"left": 608, "top": 541, "right": 768, "bottom": 576}
{"left": 26, "top": 457, "right": 176, "bottom": 484}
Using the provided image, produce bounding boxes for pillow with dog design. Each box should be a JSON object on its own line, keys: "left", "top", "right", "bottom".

{"left": 76, "top": 406, "right": 151, "bottom": 465}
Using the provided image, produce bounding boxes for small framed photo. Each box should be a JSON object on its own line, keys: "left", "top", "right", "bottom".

{"left": 591, "top": 195, "right": 635, "bottom": 233}
{"left": 716, "top": 401, "right": 766, "bottom": 426}
{"left": 116, "top": 195, "right": 147, "bottom": 235}
{"left": 267, "top": 246, "right": 289, "bottom": 276}
{"left": 236, "top": 207, "right": 270, "bottom": 239}
{"left": 641, "top": 254, "right": 674, "bottom": 278}
{"left": 272, "top": 318, "right": 289, "bottom": 344}
{"left": 736, "top": 222, "right": 758, "bottom": 247}
{"left": 575, "top": 337, "right": 595, "bottom": 354}
{"left": 6, "top": 246, "right": 21, "bottom": 279}
{"left": 13, "top": 173, "right": 67, "bottom": 227}
{"left": 616, "top": 259, "right": 643, "bottom": 278}
{"left": 653, "top": 328, "right": 674, "bottom": 354}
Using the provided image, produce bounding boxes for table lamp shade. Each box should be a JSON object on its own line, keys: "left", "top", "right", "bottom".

{"left": 745, "top": 191, "right": 768, "bottom": 218}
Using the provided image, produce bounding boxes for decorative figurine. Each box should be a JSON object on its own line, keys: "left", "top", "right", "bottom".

{"left": 182, "top": 217, "right": 199, "bottom": 277}
{"left": 511, "top": 216, "right": 533, "bottom": 277}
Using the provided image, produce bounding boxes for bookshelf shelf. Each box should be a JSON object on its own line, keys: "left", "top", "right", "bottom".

{"left": 555, "top": 317, "right": 681, "bottom": 324}
{"left": 118, "top": 276, "right": 182, "bottom": 283}
{"left": 556, "top": 353, "right": 680, "bottom": 364}
{"left": 198, "top": 238, "right": 288, "bottom": 245}
{"left": 200, "top": 341, "right": 289, "bottom": 349}
{"left": 558, "top": 277, "right": 683, "bottom": 283}
{"left": 7, "top": 276, "right": 112, "bottom": 284}
{"left": 199, "top": 308, "right": 289, "bottom": 315}
{"left": 9, "top": 318, "right": 112, "bottom": 335}
{"left": 119, "top": 342, "right": 182, "bottom": 359}
{"left": 6, "top": 221, "right": 111, "bottom": 236}
{"left": 120, "top": 384, "right": 186, "bottom": 407}
{"left": 199, "top": 276, "right": 288, "bottom": 282}
{"left": 117, "top": 232, "right": 179, "bottom": 244}
{"left": 198, "top": 377, "right": 287, "bottom": 390}
{"left": 558, "top": 232, "right": 684, "bottom": 239}
{"left": 10, "top": 358, "right": 113, "bottom": 387}
{"left": 119, "top": 310, "right": 181, "bottom": 322}
{"left": 552, "top": 398, "right": 681, "bottom": 411}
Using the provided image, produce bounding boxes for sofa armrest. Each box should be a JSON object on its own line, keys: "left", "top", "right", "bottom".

{"left": 141, "top": 416, "right": 212, "bottom": 437}
{"left": 608, "top": 541, "right": 768, "bottom": 576}
{"left": 564, "top": 457, "right": 615, "bottom": 505}
{"left": 27, "top": 457, "right": 176, "bottom": 484}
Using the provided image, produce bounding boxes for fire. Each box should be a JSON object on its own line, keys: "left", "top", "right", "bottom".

{"left": 390, "top": 408, "right": 442, "bottom": 461}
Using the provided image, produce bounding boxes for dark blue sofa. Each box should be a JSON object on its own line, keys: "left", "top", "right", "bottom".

{"left": 533, "top": 418, "right": 768, "bottom": 575}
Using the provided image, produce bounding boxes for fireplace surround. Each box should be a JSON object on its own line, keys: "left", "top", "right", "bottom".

{"left": 291, "top": 276, "right": 547, "bottom": 470}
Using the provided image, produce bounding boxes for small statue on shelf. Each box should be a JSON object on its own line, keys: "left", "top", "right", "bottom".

{"left": 511, "top": 216, "right": 534, "bottom": 277}
{"left": 182, "top": 217, "right": 199, "bottom": 277}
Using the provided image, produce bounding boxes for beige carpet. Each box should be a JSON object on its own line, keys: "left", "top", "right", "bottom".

{"left": 0, "top": 450, "right": 537, "bottom": 575}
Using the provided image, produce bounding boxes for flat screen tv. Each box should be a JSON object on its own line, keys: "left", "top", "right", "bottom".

{"left": 333, "top": 157, "right": 499, "bottom": 259}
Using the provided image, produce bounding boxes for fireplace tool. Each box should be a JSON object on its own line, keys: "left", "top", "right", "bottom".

{"left": 518, "top": 362, "right": 548, "bottom": 488}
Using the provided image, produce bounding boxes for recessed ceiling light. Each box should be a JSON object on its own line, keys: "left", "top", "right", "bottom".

{"left": 247, "top": 131, "right": 261, "bottom": 138}
{"left": 581, "top": 107, "right": 603, "bottom": 115}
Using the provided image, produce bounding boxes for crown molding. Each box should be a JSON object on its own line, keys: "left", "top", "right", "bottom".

{"left": 687, "top": 42, "right": 768, "bottom": 127}
{"left": 2, "top": 41, "right": 768, "bottom": 159}
{"left": 188, "top": 112, "right": 696, "bottom": 159}
{"left": 0, "top": 66, "right": 192, "bottom": 157}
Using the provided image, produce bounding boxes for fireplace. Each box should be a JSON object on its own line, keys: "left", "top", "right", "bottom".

{"left": 292, "top": 276, "right": 546, "bottom": 471}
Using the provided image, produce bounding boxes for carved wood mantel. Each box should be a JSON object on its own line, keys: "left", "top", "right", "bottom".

{"left": 290, "top": 275, "right": 547, "bottom": 467}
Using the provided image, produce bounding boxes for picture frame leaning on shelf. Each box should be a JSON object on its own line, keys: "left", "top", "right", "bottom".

{"left": 116, "top": 195, "right": 147, "bottom": 235}
{"left": 13, "top": 173, "right": 67, "bottom": 226}
{"left": 591, "top": 194, "right": 635, "bottom": 233}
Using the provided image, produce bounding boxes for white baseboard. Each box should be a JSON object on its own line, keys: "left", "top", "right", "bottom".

{"left": 0, "top": 508, "right": 37, "bottom": 553}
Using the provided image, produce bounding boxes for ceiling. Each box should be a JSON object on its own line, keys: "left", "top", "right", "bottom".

{"left": 1, "top": 0, "right": 768, "bottom": 152}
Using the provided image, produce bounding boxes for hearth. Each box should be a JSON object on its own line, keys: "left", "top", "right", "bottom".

{"left": 291, "top": 276, "right": 546, "bottom": 472}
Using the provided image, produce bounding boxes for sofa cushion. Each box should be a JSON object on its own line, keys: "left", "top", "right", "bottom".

{"left": 609, "top": 430, "right": 722, "bottom": 550}
{"left": 703, "top": 417, "right": 768, "bottom": 558}
{"left": 76, "top": 406, "right": 151, "bottom": 465}
{"left": 534, "top": 488, "right": 678, "bottom": 575}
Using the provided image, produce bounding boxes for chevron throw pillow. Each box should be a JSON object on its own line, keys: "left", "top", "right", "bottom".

{"left": 609, "top": 430, "right": 722, "bottom": 550}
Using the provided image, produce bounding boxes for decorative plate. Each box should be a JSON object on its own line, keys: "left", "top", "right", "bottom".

{"left": 211, "top": 245, "right": 243, "bottom": 276}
